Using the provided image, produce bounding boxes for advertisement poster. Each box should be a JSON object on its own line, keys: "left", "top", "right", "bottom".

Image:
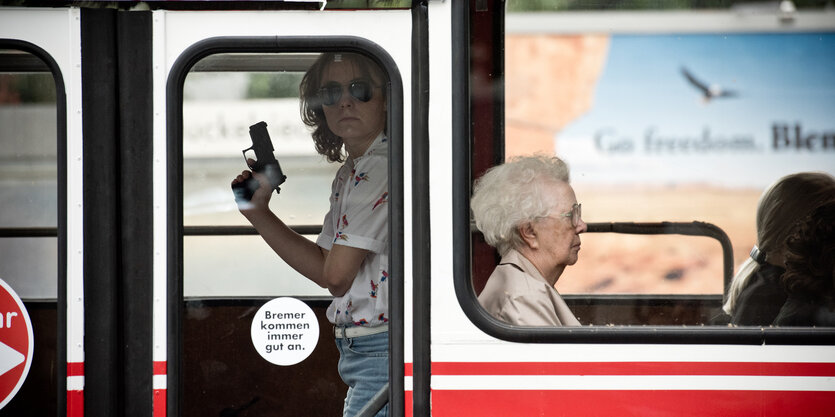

{"left": 507, "top": 32, "right": 835, "bottom": 294}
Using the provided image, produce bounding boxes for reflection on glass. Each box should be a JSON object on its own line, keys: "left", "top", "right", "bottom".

{"left": 559, "top": 234, "right": 724, "bottom": 295}
{"left": 184, "top": 235, "right": 329, "bottom": 298}
{"left": 0, "top": 72, "right": 58, "bottom": 229}
{"left": 0, "top": 61, "right": 58, "bottom": 300}
{"left": 183, "top": 69, "right": 335, "bottom": 227}
{"left": 0, "top": 238, "right": 58, "bottom": 299}
{"left": 183, "top": 60, "right": 339, "bottom": 299}
{"left": 499, "top": 7, "right": 835, "bottom": 327}
{"left": 505, "top": 15, "right": 835, "bottom": 300}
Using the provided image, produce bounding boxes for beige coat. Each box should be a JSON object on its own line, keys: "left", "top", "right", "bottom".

{"left": 478, "top": 249, "right": 580, "bottom": 326}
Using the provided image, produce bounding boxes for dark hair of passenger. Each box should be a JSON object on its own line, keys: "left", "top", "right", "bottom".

{"left": 756, "top": 172, "right": 835, "bottom": 261}
{"left": 782, "top": 200, "right": 835, "bottom": 305}
{"left": 723, "top": 172, "right": 835, "bottom": 315}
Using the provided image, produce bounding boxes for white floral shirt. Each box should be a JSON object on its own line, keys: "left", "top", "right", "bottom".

{"left": 317, "top": 133, "right": 389, "bottom": 327}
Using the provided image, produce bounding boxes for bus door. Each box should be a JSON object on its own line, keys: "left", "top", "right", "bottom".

{"left": 0, "top": 8, "right": 79, "bottom": 416}
{"left": 155, "top": 6, "right": 410, "bottom": 416}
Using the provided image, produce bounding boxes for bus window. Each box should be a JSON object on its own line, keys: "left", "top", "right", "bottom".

{"left": 504, "top": 25, "right": 835, "bottom": 299}
{"left": 183, "top": 53, "right": 333, "bottom": 299}
{"left": 561, "top": 233, "right": 727, "bottom": 325}
{"left": 0, "top": 48, "right": 58, "bottom": 415}
{"left": 180, "top": 49, "right": 394, "bottom": 415}
{"left": 461, "top": 1, "right": 835, "bottom": 338}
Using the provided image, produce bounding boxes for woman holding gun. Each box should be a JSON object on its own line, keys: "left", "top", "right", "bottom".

{"left": 232, "top": 52, "right": 390, "bottom": 417}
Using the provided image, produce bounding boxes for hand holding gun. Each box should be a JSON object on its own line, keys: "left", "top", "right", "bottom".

{"left": 232, "top": 121, "right": 287, "bottom": 203}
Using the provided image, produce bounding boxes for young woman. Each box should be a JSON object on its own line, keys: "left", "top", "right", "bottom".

{"left": 232, "top": 52, "right": 390, "bottom": 416}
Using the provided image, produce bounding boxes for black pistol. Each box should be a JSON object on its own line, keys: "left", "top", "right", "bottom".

{"left": 232, "top": 121, "right": 287, "bottom": 203}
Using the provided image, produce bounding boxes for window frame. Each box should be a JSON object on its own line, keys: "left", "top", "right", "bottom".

{"left": 450, "top": 1, "right": 835, "bottom": 346}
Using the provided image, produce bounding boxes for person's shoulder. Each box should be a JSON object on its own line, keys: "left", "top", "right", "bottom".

{"left": 487, "top": 262, "right": 548, "bottom": 297}
{"left": 359, "top": 135, "right": 388, "bottom": 161}
{"left": 774, "top": 296, "right": 820, "bottom": 326}
{"left": 775, "top": 295, "right": 835, "bottom": 326}
{"left": 479, "top": 268, "right": 508, "bottom": 297}
{"left": 371, "top": 135, "right": 389, "bottom": 152}
{"left": 490, "top": 261, "right": 524, "bottom": 283}
{"left": 354, "top": 152, "right": 387, "bottom": 176}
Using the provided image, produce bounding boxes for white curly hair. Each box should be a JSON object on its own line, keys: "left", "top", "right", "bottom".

{"left": 470, "top": 155, "right": 571, "bottom": 256}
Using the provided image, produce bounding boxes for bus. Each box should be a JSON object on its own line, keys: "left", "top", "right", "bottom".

{"left": 1, "top": 1, "right": 834, "bottom": 416}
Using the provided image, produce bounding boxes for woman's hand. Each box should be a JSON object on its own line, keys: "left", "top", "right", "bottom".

{"left": 232, "top": 168, "right": 274, "bottom": 215}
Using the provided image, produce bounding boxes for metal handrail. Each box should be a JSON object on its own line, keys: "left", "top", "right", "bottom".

{"left": 0, "top": 227, "right": 58, "bottom": 237}
{"left": 586, "top": 221, "right": 734, "bottom": 290}
{"left": 183, "top": 225, "right": 322, "bottom": 236}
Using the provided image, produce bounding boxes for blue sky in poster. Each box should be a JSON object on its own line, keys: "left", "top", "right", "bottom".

{"left": 558, "top": 33, "right": 835, "bottom": 188}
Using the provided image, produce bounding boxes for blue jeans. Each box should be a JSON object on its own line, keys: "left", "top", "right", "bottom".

{"left": 334, "top": 330, "right": 389, "bottom": 417}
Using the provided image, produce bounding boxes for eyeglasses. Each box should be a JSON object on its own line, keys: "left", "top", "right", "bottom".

{"left": 556, "top": 203, "right": 582, "bottom": 227}
{"left": 317, "top": 80, "right": 376, "bottom": 106}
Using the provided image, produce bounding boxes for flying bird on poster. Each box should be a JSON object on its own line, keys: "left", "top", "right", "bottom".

{"left": 681, "top": 67, "right": 739, "bottom": 103}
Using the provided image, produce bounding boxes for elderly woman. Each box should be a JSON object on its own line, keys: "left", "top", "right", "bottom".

{"left": 471, "top": 155, "right": 587, "bottom": 326}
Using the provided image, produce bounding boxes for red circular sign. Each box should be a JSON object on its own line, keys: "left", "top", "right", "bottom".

{"left": 0, "top": 278, "right": 33, "bottom": 410}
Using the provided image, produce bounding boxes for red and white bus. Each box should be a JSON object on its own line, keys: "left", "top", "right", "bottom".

{"left": 1, "top": 1, "right": 834, "bottom": 416}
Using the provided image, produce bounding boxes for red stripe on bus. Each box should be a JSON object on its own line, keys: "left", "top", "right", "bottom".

{"left": 154, "top": 361, "right": 167, "bottom": 375}
{"left": 154, "top": 389, "right": 166, "bottom": 417}
{"left": 67, "top": 361, "right": 84, "bottom": 376}
{"left": 431, "top": 390, "right": 835, "bottom": 417}
{"left": 405, "top": 390, "right": 413, "bottom": 417}
{"left": 67, "top": 390, "right": 83, "bottom": 417}
{"left": 154, "top": 362, "right": 166, "bottom": 416}
{"left": 67, "top": 361, "right": 167, "bottom": 376}
{"left": 430, "top": 361, "right": 835, "bottom": 377}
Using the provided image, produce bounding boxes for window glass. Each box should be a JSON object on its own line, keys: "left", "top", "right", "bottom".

{"left": 559, "top": 234, "right": 724, "bottom": 295}
{"left": 183, "top": 54, "right": 334, "bottom": 298}
{"left": 469, "top": 2, "right": 835, "bottom": 329}
{"left": 531, "top": 31, "right": 834, "bottom": 300}
{"left": 0, "top": 52, "right": 58, "bottom": 300}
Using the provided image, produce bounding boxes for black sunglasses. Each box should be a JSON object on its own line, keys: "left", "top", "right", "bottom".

{"left": 317, "top": 80, "right": 375, "bottom": 106}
